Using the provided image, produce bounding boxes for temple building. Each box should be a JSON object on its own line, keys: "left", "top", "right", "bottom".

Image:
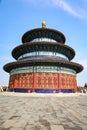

{"left": 3, "top": 22, "right": 83, "bottom": 93}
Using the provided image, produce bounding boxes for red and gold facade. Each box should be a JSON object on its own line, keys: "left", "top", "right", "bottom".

{"left": 3, "top": 22, "right": 83, "bottom": 93}
{"left": 9, "top": 72, "right": 77, "bottom": 93}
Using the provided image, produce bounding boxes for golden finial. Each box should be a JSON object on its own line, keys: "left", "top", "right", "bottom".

{"left": 42, "top": 21, "right": 46, "bottom": 28}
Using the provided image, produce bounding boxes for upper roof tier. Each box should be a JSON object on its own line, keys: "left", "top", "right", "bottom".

{"left": 22, "top": 27, "right": 66, "bottom": 44}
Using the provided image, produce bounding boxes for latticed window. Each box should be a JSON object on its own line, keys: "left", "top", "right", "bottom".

{"left": 38, "top": 77, "right": 41, "bottom": 84}
{"left": 62, "top": 78, "right": 65, "bottom": 85}
{"left": 48, "top": 77, "right": 52, "bottom": 84}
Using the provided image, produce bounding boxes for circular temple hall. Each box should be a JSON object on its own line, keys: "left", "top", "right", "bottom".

{"left": 3, "top": 22, "right": 83, "bottom": 93}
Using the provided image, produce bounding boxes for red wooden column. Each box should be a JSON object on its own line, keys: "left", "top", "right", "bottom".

{"left": 74, "top": 76, "right": 77, "bottom": 92}
{"left": 32, "top": 66, "right": 35, "bottom": 92}
{"left": 33, "top": 72, "right": 37, "bottom": 91}
{"left": 58, "top": 73, "right": 62, "bottom": 92}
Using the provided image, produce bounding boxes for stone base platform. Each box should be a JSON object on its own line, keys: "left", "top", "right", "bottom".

{"left": 0, "top": 92, "right": 87, "bottom": 130}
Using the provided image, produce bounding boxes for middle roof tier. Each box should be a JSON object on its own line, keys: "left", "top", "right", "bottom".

{"left": 12, "top": 42, "right": 75, "bottom": 61}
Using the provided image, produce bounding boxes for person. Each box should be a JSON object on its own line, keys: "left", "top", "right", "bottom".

{"left": 0, "top": 87, "right": 3, "bottom": 92}
{"left": 80, "top": 89, "right": 83, "bottom": 93}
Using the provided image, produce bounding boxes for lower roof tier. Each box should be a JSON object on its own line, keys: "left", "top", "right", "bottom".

{"left": 12, "top": 42, "right": 75, "bottom": 61}
{"left": 3, "top": 59, "right": 83, "bottom": 73}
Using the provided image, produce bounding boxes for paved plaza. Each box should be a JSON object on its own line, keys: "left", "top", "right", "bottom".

{"left": 0, "top": 92, "right": 87, "bottom": 130}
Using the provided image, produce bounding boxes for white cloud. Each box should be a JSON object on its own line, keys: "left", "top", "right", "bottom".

{"left": 23, "top": 0, "right": 87, "bottom": 19}
{"left": 51, "top": 0, "right": 81, "bottom": 17}
{"left": 51, "top": 0, "right": 87, "bottom": 19}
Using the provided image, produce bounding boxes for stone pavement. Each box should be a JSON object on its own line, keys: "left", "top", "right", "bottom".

{"left": 0, "top": 92, "right": 87, "bottom": 130}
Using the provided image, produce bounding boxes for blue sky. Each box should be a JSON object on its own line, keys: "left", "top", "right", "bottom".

{"left": 0, "top": 0, "right": 87, "bottom": 87}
